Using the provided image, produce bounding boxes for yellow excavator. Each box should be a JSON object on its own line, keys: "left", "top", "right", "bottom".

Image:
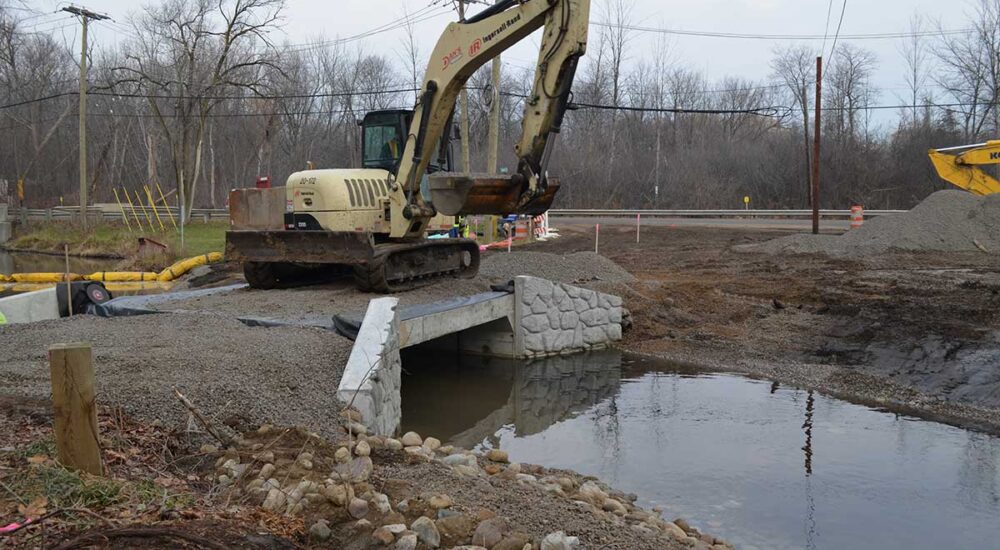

{"left": 927, "top": 141, "right": 1000, "bottom": 195}
{"left": 226, "top": 0, "right": 589, "bottom": 291}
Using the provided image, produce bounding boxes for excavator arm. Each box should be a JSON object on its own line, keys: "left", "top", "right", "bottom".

{"left": 928, "top": 141, "right": 1000, "bottom": 196}
{"left": 388, "top": 0, "right": 590, "bottom": 239}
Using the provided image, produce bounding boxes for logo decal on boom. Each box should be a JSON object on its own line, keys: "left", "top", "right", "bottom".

{"left": 469, "top": 38, "right": 482, "bottom": 56}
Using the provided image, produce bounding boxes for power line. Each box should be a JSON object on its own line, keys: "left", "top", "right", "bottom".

{"left": 821, "top": 0, "right": 834, "bottom": 54}
{"left": 828, "top": 0, "right": 849, "bottom": 58}
{"left": 591, "top": 20, "right": 969, "bottom": 41}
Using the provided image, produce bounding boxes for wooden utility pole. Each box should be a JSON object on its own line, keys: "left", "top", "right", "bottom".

{"left": 487, "top": 57, "right": 502, "bottom": 172}
{"left": 458, "top": 1, "right": 471, "bottom": 173}
{"left": 812, "top": 56, "right": 822, "bottom": 235}
{"left": 63, "top": 6, "right": 110, "bottom": 228}
{"left": 48, "top": 343, "right": 103, "bottom": 476}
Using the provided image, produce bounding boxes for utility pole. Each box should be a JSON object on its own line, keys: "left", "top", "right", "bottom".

{"left": 487, "top": 56, "right": 501, "bottom": 173}
{"left": 63, "top": 5, "right": 110, "bottom": 228}
{"left": 812, "top": 56, "right": 822, "bottom": 235}
{"left": 458, "top": 1, "right": 471, "bottom": 174}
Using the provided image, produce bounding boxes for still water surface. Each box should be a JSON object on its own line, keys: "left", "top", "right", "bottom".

{"left": 400, "top": 349, "right": 1000, "bottom": 550}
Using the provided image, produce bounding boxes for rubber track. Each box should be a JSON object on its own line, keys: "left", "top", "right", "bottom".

{"left": 353, "top": 240, "right": 480, "bottom": 293}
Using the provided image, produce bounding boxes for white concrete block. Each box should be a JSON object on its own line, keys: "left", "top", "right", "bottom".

{"left": 0, "top": 287, "right": 59, "bottom": 324}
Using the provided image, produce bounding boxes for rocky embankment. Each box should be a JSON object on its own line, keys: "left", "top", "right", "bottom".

{"left": 206, "top": 410, "right": 732, "bottom": 550}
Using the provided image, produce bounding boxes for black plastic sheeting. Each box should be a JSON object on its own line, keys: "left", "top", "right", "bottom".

{"left": 93, "top": 284, "right": 248, "bottom": 317}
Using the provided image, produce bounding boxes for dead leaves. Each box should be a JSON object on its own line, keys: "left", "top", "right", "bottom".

{"left": 17, "top": 496, "right": 47, "bottom": 519}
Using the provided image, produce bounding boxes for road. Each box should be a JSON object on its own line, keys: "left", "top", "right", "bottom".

{"left": 548, "top": 215, "right": 851, "bottom": 232}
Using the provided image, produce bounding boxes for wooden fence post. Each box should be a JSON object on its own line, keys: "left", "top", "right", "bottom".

{"left": 48, "top": 343, "right": 103, "bottom": 476}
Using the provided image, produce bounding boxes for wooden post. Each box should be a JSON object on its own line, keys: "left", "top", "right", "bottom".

{"left": 48, "top": 343, "right": 103, "bottom": 476}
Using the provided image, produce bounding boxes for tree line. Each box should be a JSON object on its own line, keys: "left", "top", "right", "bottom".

{"left": 1, "top": 0, "right": 999, "bottom": 218}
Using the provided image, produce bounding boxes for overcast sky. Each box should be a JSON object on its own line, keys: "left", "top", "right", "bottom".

{"left": 22, "top": 0, "right": 977, "bottom": 116}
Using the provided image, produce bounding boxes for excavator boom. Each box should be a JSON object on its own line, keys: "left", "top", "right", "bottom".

{"left": 389, "top": 0, "right": 589, "bottom": 237}
{"left": 928, "top": 141, "right": 1000, "bottom": 196}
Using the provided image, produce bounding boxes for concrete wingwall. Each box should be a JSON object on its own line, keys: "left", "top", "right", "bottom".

{"left": 336, "top": 297, "right": 403, "bottom": 436}
{"left": 514, "top": 276, "right": 623, "bottom": 358}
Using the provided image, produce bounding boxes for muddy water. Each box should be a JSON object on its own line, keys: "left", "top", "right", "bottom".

{"left": 0, "top": 250, "right": 110, "bottom": 276}
{"left": 400, "top": 350, "right": 1000, "bottom": 550}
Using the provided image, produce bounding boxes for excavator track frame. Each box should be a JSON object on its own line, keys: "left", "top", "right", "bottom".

{"left": 227, "top": 229, "right": 479, "bottom": 293}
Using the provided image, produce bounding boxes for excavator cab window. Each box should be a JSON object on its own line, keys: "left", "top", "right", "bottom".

{"left": 361, "top": 109, "right": 454, "bottom": 173}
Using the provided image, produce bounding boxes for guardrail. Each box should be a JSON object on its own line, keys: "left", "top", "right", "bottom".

{"left": 6, "top": 206, "right": 906, "bottom": 223}
{"left": 547, "top": 208, "right": 905, "bottom": 218}
{"left": 8, "top": 207, "right": 229, "bottom": 223}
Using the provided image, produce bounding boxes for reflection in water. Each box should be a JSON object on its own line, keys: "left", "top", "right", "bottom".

{"left": 401, "top": 351, "right": 1000, "bottom": 550}
{"left": 1, "top": 250, "right": 172, "bottom": 298}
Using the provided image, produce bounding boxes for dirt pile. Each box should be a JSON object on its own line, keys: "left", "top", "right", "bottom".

{"left": 481, "top": 250, "right": 636, "bottom": 284}
{"left": 746, "top": 190, "right": 1000, "bottom": 256}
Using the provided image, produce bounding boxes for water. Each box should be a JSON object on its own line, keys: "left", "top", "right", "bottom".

{"left": 0, "top": 250, "right": 167, "bottom": 298}
{"left": 400, "top": 349, "right": 1000, "bottom": 550}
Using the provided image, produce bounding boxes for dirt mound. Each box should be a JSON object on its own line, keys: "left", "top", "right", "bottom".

{"left": 746, "top": 190, "right": 1000, "bottom": 256}
{"left": 481, "top": 250, "right": 636, "bottom": 284}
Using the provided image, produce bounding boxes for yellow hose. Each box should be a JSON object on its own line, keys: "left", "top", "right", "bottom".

{"left": 157, "top": 252, "right": 224, "bottom": 282}
{"left": 84, "top": 271, "right": 160, "bottom": 282}
{"left": 11, "top": 272, "right": 83, "bottom": 283}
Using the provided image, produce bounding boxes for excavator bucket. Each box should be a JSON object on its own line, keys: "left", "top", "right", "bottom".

{"left": 427, "top": 173, "right": 560, "bottom": 216}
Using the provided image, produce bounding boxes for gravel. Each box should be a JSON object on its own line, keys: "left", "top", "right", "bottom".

{"left": 745, "top": 190, "right": 1000, "bottom": 256}
{"left": 0, "top": 313, "right": 353, "bottom": 438}
{"left": 481, "top": 250, "right": 636, "bottom": 284}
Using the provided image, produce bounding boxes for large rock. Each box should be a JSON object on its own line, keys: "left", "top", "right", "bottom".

{"left": 308, "top": 519, "right": 331, "bottom": 541}
{"left": 348, "top": 497, "right": 369, "bottom": 519}
{"left": 540, "top": 531, "right": 580, "bottom": 550}
{"left": 401, "top": 431, "right": 423, "bottom": 446}
{"left": 411, "top": 516, "right": 441, "bottom": 548}
{"left": 471, "top": 518, "right": 505, "bottom": 547}
{"left": 436, "top": 514, "right": 476, "bottom": 547}
{"left": 332, "top": 456, "right": 373, "bottom": 483}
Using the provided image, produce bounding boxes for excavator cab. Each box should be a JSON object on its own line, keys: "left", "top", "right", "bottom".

{"left": 362, "top": 110, "right": 454, "bottom": 174}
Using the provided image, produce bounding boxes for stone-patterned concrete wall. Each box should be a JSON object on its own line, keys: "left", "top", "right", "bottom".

{"left": 514, "top": 276, "right": 623, "bottom": 358}
{"left": 336, "top": 297, "right": 402, "bottom": 435}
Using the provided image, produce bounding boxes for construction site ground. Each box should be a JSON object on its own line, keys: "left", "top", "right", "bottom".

{"left": 3, "top": 220, "right": 1000, "bottom": 548}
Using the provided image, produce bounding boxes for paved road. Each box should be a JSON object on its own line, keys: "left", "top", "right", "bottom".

{"left": 548, "top": 215, "right": 851, "bottom": 232}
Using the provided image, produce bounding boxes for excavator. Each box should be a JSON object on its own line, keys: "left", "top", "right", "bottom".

{"left": 927, "top": 141, "right": 1000, "bottom": 195}
{"left": 226, "top": 0, "right": 589, "bottom": 291}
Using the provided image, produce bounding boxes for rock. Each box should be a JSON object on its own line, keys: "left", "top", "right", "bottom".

{"left": 341, "top": 408, "right": 363, "bottom": 422}
{"left": 349, "top": 497, "right": 369, "bottom": 519}
{"left": 602, "top": 498, "right": 627, "bottom": 515}
{"left": 257, "top": 423, "right": 274, "bottom": 435}
{"left": 255, "top": 451, "right": 275, "bottom": 464}
{"left": 438, "top": 444, "right": 454, "bottom": 455}
{"left": 335, "top": 446, "right": 351, "bottom": 463}
{"left": 492, "top": 533, "right": 532, "bottom": 550}
{"left": 386, "top": 438, "right": 404, "bottom": 451}
{"left": 332, "top": 456, "right": 374, "bottom": 483}
{"left": 515, "top": 473, "right": 537, "bottom": 483}
{"left": 217, "top": 474, "right": 231, "bottom": 486}
{"left": 540, "top": 531, "right": 580, "bottom": 550}
{"left": 298, "top": 459, "right": 313, "bottom": 470}
{"left": 428, "top": 494, "right": 453, "bottom": 510}
{"left": 485, "top": 449, "right": 509, "bottom": 463}
{"left": 401, "top": 431, "right": 423, "bottom": 446}
{"left": 662, "top": 522, "right": 688, "bottom": 540}
{"left": 373, "top": 492, "right": 392, "bottom": 514}
{"left": 322, "top": 483, "right": 353, "bottom": 506}
{"left": 674, "top": 518, "right": 695, "bottom": 534}
{"left": 471, "top": 518, "right": 505, "bottom": 547}
{"left": 557, "top": 477, "right": 575, "bottom": 492}
{"left": 484, "top": 464, "right": 502, "bottom": 475}
{"left": 262, "top": 488, "right": 286, "bottom": 511}
{"left": 308, "top": 519, "right": 331, "bottom": 541}
{"left": 452, "top": 464, "right": 482, "bottom": 477}
{"left": 576, "top": 481, "right": 608, "bottom": 505}
{"left": 356, "top": 440, "right": 372, "bottom": 457}
{"left": 394, "top": 534, "right": 418, "bottom": 550}
{"left": 373, "top": 526, "right": 395, "bottom": 545}
{"left": 396, "top": 499, "right": 410, "bottom": 513}
{"left": 436, "top": 514, "right": 475, "bottom": 546}
{"left": 200, "top": 444, "right": 218, "bottom": 454}
{"left": 345, "top": 421, "right": 368, "bottom": 436}
{"left": 411, "top": 516, "right": 440, "bottom": 548}
{"left": 423, "top": 436, "right": 441, "bottom": 451}
{"left": 442, "top": 453, "right": 476, "bottom": 467}
{"left": 384, "top": 523, "right": 407, "bottom": 534}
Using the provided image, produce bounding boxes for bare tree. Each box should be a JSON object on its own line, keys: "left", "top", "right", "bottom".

{"left": 771, "top": 44, "right": 816, "bottom": 205}
{"left": 113, "top": 0, "right": 285, "bottom": 222}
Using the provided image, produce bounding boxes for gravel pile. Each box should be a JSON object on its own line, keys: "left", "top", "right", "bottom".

{"left": 481, "top": 251, "right": 636, "bottom": 283}
{"left": 0, "top": 313, "right": 353, "bottom": 438}
{"left": 747, "top": 190, "right": 1000, "bottom": 256}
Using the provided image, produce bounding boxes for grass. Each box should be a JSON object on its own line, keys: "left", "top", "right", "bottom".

{"left": 5, "top": 220, "right": 227, "bottom": 265}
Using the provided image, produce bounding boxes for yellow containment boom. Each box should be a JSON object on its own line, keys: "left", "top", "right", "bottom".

{"left": 157, "top": 252, "right": 224, "bottom": 282}
{"left": 928, "top": 140, "right": 1000, "bottom": 196}
{"left": 84, "top": 272, "right": 160, "bottom": 282}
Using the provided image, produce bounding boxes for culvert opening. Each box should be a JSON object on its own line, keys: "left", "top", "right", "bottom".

{"left": 397, "top": 350, "right": 1000, "bottom": 550}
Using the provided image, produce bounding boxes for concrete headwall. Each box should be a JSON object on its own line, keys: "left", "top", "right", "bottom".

{"left": 336, "top": 297, "right": 402, "bottom": 436}
{"left": 514, "top": 276, "right": 623, "bottom": 358}
{"left": 0, "top": 287, "right": 59, "bottom": 324}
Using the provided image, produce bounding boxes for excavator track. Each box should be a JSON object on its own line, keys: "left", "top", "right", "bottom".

{"left": 353, "top": 238, "right": 480, "bottom": 293}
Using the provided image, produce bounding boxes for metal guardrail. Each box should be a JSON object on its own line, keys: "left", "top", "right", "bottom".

{"left": 6, "top": 206, "right": 906, "bottom": 223}
{"left": 9, "top": 207, "right": 229, "bottom": 223}
{"left": 547, "top": 208, "right": 906, "bottom": 218}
